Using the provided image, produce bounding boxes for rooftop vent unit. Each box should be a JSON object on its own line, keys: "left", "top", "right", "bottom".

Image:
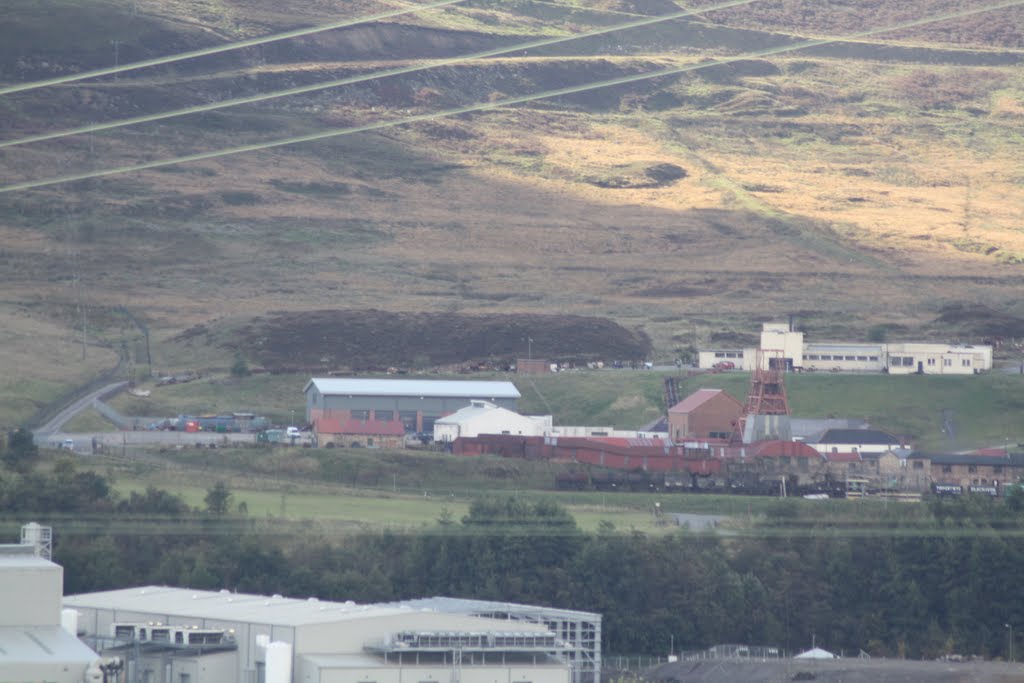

{"left": 176, "top": 628, "right": 231, "bottom": 646}
{"left": 111, "top": 623, "right": 230, "bottom": 646}
{"left": 111, "top": 622, "right": 164, "bottom": 641}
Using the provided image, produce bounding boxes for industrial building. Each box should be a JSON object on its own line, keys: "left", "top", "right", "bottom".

{"left": 0, "top": 524, "right": 101, "bottom": 683}
{"left": 305, "top": 378, "right": 521, "bottom": 436}
{"left": 667, "top": 389, "right": 743, "bottom": 442}
{"left": 698, "top": 323, "right": 992, "bottom": 374}
{"left": 384, "top": 598, "right": 601, "bottom": 683}
{"left": 314, "top": 416, "right": 406, "bottom": 448}
{"left": 64, "top": 587, "right": 599, "bottom": 683}
{"left": 433, "top": 400, "right": 552, "bottom": 442}
{"left": 806, "top": 428, "right": 904, "bottom": 456}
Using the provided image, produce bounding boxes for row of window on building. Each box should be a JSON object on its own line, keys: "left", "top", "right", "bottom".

{"left": 715, "top": 352, "right": 973, "bottom": 366}
{"left": 889, "top": 356, "right": 972, "bottom": 367}
{"left": 348, "top": 410, "right": 436, "bottom": 431}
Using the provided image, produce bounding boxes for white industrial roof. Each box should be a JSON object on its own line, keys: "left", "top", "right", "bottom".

{"left": 0, "top": 626, "right": 98, "bottom": 664}
{"left": 63, "top": 588, "right": 573, "bottom": 630}
{"left": 387, "top": 597, "right": 600, "bottom": 621}
{"left": 305, "top": 378, "right": 521, "bottom": 399}
{"left": 0, "top": 552, "right": 56, "bottom": 569}
{"left": 435, "top": 401, "right": 504, "bottom": 425}
{"left": 64, "top": 587, "right": 415, "bottom": 627}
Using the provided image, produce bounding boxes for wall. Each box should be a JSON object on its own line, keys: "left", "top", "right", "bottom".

{"left": 802, "top": 344, "right": 884, "bottom": 373}
{"left": 319, "top": 433, "right": 404, "bottom": 449}
{"left": 810, "top": 441, "right": 900, "bottom": 457}
{"left": 698, "top": 349, "right": 751, "bottom": 370}
{"left": 885, "top": 343, "right": 992, "bottom": 375}
{"left": 760, "top": 324, "right": 803, "bottom": 369}
{"left": 0, "top": 559, "right": 62, "bottom": 626}
{"left": 669, "top": 393, "right": 742, "bottom": 441}
{"left": 929, "top": 463, "right": 1017, "bottom": 488}
{"left": 303, "top": 662, "right": 569, "bottom": 683}
{"left": 698, "top": 330, "right": 993, "bottom": 375}
{"left": 70, "top": 604, "right": 297, "bottom": 683}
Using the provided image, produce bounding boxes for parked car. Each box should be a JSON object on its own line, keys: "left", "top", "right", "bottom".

{"left": 61, "top": 438, "right": 75, "bottom": 451}
{"left": 713, "top": 361, "right": 736, "bottom": 370}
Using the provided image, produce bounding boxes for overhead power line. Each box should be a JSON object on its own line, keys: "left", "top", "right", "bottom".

{"left": 1, "top": 0, "right": 1020, "bottom": 195}
{"left": 0, "top": 0, "right": 763, "bottom": 150}
{"left": 0, "top": 0, "right": 469, "bottom": 96}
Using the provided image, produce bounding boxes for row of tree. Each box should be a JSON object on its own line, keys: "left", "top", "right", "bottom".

{"left": 3, "top": 452, "right": 1024, "bottom": 659}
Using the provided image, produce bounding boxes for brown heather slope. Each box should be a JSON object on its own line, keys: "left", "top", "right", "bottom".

{"left": 0, "top": 0, "right": 1023, "bottom": 424}
{"left": 174, "top": 310, "right": 652, "bottom": 370}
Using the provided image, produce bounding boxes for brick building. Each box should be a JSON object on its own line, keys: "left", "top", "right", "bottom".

{"left": 667, "top": 389, "right": 743, "bottom": 442}
{"left": 907, "top": 452, "right": 1024, "bottom": 492}
{"left": 314, "top": 417, "right": 405, "bottom": 448}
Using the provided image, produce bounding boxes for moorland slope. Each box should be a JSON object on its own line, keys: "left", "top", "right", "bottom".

{"left": 1, "top": 0, "right": 1023, "bottom": 423}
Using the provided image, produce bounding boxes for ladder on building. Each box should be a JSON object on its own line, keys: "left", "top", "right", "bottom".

{"left": 663, "top": 377, "right": 680, "bottom": 411}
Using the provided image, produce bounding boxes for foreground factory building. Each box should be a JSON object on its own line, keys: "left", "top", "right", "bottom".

{"left": 0, "top": 526, "right": 101, "bottom": 683}
{"left": 64, "top": 587, "right": 601, "bottom": 683}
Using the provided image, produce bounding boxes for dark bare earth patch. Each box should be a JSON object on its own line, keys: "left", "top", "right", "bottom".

{"left": 214, "top": 310, "right": 652, "bottom": 370}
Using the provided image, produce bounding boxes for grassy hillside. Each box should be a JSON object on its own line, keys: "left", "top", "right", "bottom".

{"left": 2, "top": 0, "right": 1023, "bottom": 426}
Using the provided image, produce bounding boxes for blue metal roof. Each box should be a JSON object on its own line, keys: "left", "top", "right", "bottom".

{"left": 304, "top": 378, "right": 521, "bottom": 399}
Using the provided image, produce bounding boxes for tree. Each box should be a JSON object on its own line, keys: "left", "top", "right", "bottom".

{"left": 204, "top": 481, "right": 232, "bottom": 515}
{"left": 230, "top": 356, "right": 250, "bottom": 377}
{"left": 2, "top": 427, "right": 39, "bottom": 473}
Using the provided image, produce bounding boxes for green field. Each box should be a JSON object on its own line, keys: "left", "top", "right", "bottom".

{"left": 109, "top": 477, "right": 682, "bottom": 534}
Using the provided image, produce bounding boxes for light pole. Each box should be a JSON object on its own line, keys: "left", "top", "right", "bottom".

{"left": 1007, "top": 623, "right": 1014, "bottom": 663}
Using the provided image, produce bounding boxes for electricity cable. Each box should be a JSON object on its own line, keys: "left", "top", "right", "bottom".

{"left": 1, "top": 0, "right": 1020, "bottom": 195}
{"left": 0, "top": 0, "right": 763, "bottom": 151}
{"left": 0, "top": 0, "right": 470, "bottom": 96}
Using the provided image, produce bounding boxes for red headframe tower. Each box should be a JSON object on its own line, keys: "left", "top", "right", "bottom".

{"left": 734, "top": 349, "right": 792, "bottom": 443}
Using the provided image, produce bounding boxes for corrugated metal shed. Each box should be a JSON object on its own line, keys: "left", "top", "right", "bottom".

{"left": 305, "top": 378, "right": 521, "bottom": 399}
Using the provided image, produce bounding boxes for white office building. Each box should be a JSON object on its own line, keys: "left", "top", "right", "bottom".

{"left": 699, "top": 323, "right": 992, "bottom": 375}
